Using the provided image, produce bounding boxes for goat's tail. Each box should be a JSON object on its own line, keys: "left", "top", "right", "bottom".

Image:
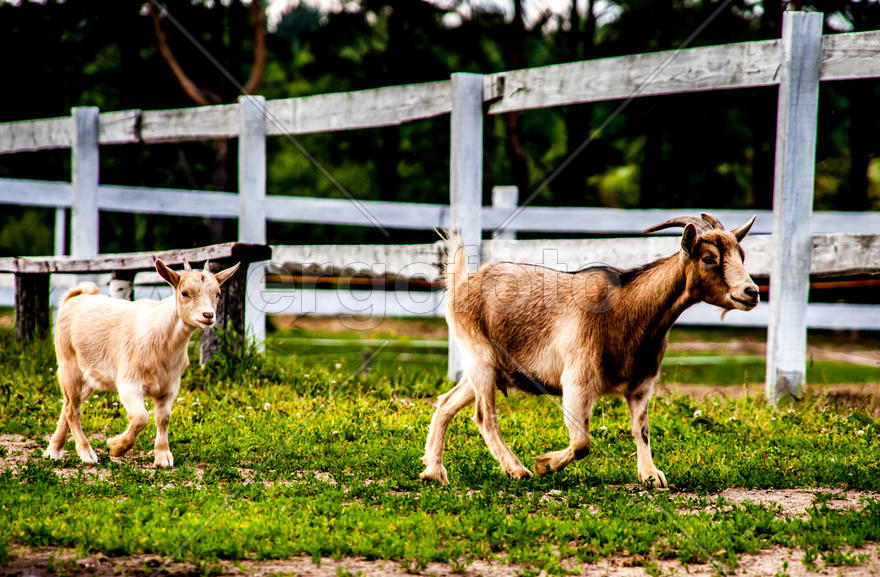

{"left": 62, "top": 282, "right": 100, "bottom": 305}
{"left": 438, "top": 228, "right": 467, "bottom": 296}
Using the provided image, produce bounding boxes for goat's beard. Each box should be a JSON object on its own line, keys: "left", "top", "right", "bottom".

{"left": 720, "top": 308, "right": 731, "bottom": 321}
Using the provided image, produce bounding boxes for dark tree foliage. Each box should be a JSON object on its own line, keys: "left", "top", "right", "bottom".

{"left": 0, "top": 0, "right": 877, "bottom": 256}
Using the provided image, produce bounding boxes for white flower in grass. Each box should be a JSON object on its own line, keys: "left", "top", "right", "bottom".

{"left": 857, "top": 429, "right": 865, "bottom": 436}
{"left": 330, "top": 380, "right": 337, "bottom": 385}
{"left": 335, "top": 363, "right": 342, "bottom": 369}
{"left": 729, "top": 416, "right": 737, "bottom": 422}
{"left": 263, "top": 403, "right": 271, "bottom": 411}
{"left": 304, "top": 374, "right": 310, "bottom": 379}
{"left": 237, "top": 414, "right": 244, "bottom": 419}
{"left": 693, "top": 410, "right": 702, "bottom": 418}
{"left": 599, "top": 425, "right": 608, "bottom": 431}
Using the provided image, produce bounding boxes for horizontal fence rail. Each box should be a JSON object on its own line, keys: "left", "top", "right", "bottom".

{"left": 3, "top": 30, "right": 880, "bottom": 153}
{"left": 2, "top": 178, "right": 880, "bottom": 235}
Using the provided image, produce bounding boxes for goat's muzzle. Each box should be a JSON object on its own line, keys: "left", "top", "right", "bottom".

{"left": 730, "top": 284, "right": 760, "bottom": 310}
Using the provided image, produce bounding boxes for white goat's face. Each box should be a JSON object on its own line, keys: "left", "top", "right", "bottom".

{"left": 155, "top": 260, "right": 241, "bottom": 330}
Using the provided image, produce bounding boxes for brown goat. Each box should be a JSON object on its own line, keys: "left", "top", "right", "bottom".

{"left": 421, "top": 213, "right": 758, "bottom": 487}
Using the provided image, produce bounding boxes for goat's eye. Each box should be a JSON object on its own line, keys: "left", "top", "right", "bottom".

{"left": 181, "top": 291, "right": 190, "bottom": 298}
{"left": 701, "top": 255, "right": 718, "bottom": 265}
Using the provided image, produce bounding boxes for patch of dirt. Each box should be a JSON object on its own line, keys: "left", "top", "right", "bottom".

{"left": 676, "top": 487, "right": 880, "bottom": 518}
{"left": 4, "top": 544, "right": 879, "bottom": 577}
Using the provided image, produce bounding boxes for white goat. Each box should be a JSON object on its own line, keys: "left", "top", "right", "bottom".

{"left": 44, "top": 259, "right": 239, "bottom": 467}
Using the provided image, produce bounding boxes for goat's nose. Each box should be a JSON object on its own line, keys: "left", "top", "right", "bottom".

{"left": 743, "top": 286, "right": 759, "bottom": 300}
{"left": 202, "top": 311, "right": 214, "bottom": 320}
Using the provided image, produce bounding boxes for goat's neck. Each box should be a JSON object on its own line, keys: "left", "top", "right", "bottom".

{"left": 618, "top": 254, "right": 694, "bottom": 344}
{"left": 147, "top": 296, "right": 197, "bottom": 352}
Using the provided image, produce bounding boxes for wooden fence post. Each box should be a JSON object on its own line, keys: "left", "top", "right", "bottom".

{"left": 14, "top": 274, "right": 49, "bottom": 341}
{"left": 492, "top": 186, "right": 518, "bottom": 240}
{"left": 54, "top": 207, "right": 68, "bottom": 256}
{"left": 448, "top": 73, "right": 484, "bottom": 381}
{"left": 239, "top": 95, "right": 267, "bottom": 350}
{"left": 766, "top": 11, "right": 823, "bottom": 404}
{"left": 72, "top": 107, "right": 99, "bottom": 260}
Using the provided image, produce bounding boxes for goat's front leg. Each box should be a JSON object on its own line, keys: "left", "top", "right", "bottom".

{"left": 107, "top": 383, "right": 149, "bottom": 458}
{"left": 471, "top": 367, "right": 532, "bottom": 479}
{"left": 152, "top": 381, "right": 179, "bottom": 468}
{"left": 420, "top": 376, "right": 475, "bottom": 484}
{"left": 535, "top": 371, "right": 596, "bottom": 475}
{"left": 626, "top": 383, "right": 666, "bottom": 488}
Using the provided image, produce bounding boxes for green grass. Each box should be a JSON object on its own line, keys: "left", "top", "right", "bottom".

{"left": 263, "top": 327, "right": 880, "bottom": 386}
{"left": 1, "top": 329, "right": 879, "bottom": 574}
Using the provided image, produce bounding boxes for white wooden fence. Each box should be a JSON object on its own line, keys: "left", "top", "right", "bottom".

{"left": 1, "top": 12, "right": 879, "bottom": 401}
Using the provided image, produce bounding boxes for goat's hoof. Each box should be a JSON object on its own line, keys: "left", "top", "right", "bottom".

{"left": 154, "top": 452, "right": 174, "bottom": 469}
{"left": 43, "top": 446, "right": 65, "bottom": 460}
{"left": 507, "top": 466, "right": 533, "bottom": 480}
{"left": 107, "top": 436, "right": 130, "bottom": 457}
{"left": 419, "top": 464, "right": 449, "bottom": 484}
{"left": 77, "top": 447, "right": 99, "bottom": 465}
{"left": 639, "top": 469, "right": 668, "bottom": 489}
{"left": 534, "top": 456, "right": 554, "bottom": 476}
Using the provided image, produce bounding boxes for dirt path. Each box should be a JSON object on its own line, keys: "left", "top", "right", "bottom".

{"left": 3, "top": 543, "right": 879, "bottom": 577}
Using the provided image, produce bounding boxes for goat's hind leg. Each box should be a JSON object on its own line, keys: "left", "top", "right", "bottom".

{"left": 44, "top": 368, "right": 75, "bottom": 460}
{"left": 48, "top": 363, "right": 99, "bottom": 464}
{"left": 107, "top": 383, "right": 149, "bottom": 458}
{"left": 535, "top": 371, "right": 596, "bottom": 476}
{"left": 420, "top": 376, "right": 475, "bottom": 484}
{"left": 470, "top": 366, "right": 532, "bottom": 479}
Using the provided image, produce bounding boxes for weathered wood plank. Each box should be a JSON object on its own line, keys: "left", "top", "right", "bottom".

{"left": 448, "top": 73, "right": 484, "bottom": 380}
{"left": 3, "top": 30, "right": 880, "bottom": 152}
{"left": 766, "top": 12, "right": 823, "bottom": 404}
{"left": 98, "top": 109, "right": 141, "bottom": 144}
{"left": 239, "top": 96, "right": 267, "bottom": 243}
{"left": 264, "top": 195, "right": 447, "bottom": 229}
{"left": 97, "top": 185, "right": 239, "bottom": 217}
{"left": 269, "top": 234, "right": 877, "bottom": 281}
{"left": 486, "top": 39, "right": 781, "bottom": 115}
{"left": 821, "top": 30, "right": 880, "bottom": 81}
{"left": 267, "top": 81, "right": 451, "bottom": 135}
{"left": 138, "top": 103, "right": 239, "bottom": 142}
{"left": 0, "top": 178, "right": 71, "bottom": 207}
{"left": 0, "top": 243, "right": 271, "bottom": 274}
{"left": 14, "top": 273, "right": 50, "bottom": 342}
{"left": 71, "top": 107, "right": 99, "bottom": 260}
{"left": 0, "top": 116, "right": 71, "bottom": 153}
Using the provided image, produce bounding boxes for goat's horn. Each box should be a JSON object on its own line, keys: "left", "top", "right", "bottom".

{"left": 182, "top": 258, "right": 192, "bottom": 271}
{"left": 203, "top": 259, "right": 211, "bottom": 272}
{"left": 700, "top": 213, "right": 724, "bottom": 230}
{"left": 730, "top": 215, "right": 757, "bottom": 242}
{"left": 644, "top": 216, "right": 712, "bottom": 235}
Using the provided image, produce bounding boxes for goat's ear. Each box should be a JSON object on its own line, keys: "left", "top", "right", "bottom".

{"left": 213, "top": 262, "right": 241, "bottom": 287}
{"left": 681, "top": 223, "right": 699, "bottom": 256}
{"left": 731, "top": 215, "right": 756, "bottom": 242}
{"left": 156, "top": 259, "right": 180, "bottom": 288}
